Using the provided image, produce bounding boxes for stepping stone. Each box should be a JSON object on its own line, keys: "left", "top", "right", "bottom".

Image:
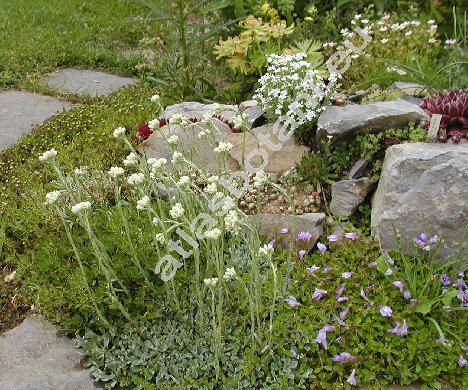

{"left": 43, "top": 68, "right": 137, "bottom": 97}
{"left": 0, "top": 91, "right": 72, "bottom": 153}
{"left": 0, "top": 316, "right": 99, "bottom": 389}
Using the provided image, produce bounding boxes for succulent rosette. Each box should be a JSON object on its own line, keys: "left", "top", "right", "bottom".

{"left": 420, "top": 89, "right": 468, "bottom": 143}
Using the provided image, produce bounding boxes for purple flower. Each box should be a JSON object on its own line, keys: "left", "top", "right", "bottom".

{"left": 436, "top": 338, "right": 446, "bottom": 344}
{"left": 440, "top": 274, "right": 451, "bottom": 286}
{"left": 286, "top": 295, "right": 301, "bottom": 307}
{"left": 335, "top": 316, "right": 348, "bottom": 327}
{"left": 388, "top": 320, "right": 409, "bottom": 337}
{"left": 306, "top": 265, "right": 320, "bottom": 275}
{"left": 312, "top": 288, "right": 327, "bottom": 301}
{"left": 317, "top": 242, "right": 327, "bottom": 254}
{"left": 392, "top": 281, "right": 404, "bottom": 292}
{"left": 379, "top": 305, "right": 393, "bottom": 317}
{"left": 327, "top": 234, "right": 341, "bottom": 242}
{"left": 410, "top": 298, "right": 420, "bottom": 307}
{"left": 340, "top": 306, "right": 350, "bottom": 319}
{"left": 268, "top": 239, "right": 276, "bottom": 247}
{"left": 457, "top": 288, "right": 468, "bottom": 307}
{"left": 403, "top": 290, "right": 411, "bottom": 300}
{"left": 337, "top": 296, "right": 350, "bottom": 302}
{"left": 347, "top": 369, "right": 357, "bottom": 386}
{"left": 323, "top": 266, "right": 331, "bottom": 273}
{"left": 384, "top": 268, "right": 393, "bottom": 276}
{"left": 314, "top": 325, "right": 335, "bottom": 349}
{"left": 298, "top": 250, "right": 307, "bottom": 259}
{"left": 458, "top": 355, "right": 467, "bottom": 367}
{"left": 278, "top": 227, "right": 289, "bottom": 234}
{"left": 296, "top": 231, "right": 312, "bottom": 241}
{"left": 336, "top": 283, "right": 346, "bottom": 299}
{"left": 344, "top": 232, "right": 360, "bottom": 240}
{"left": 341, "top": 271, "right": 355, "bottom": 279}
{"left": 413, "top": 232, "right": 438, "bottom": 251}
{"left": 369, "top": 261, "right": 377, "bottom": 268}
{"left": 332, "top": 352, "right": 356, "bottom": 363}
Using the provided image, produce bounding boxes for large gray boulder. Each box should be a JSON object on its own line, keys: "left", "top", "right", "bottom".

{"left": 162, "top": 102, "right": 238, "bottom": 122}
{"left": 137, "top": 121, "right": 240, "bottom": 173}
{"left": 228, "top": 123, "right": 309, "bottom": 175}
{"left": 317, "top": 99, "right": 428, "bottom": 140}
{"left": 0, "top": 316, "right": 98, "bottom": 389}
{"left": 162, "top": 100, "right": 264, "bottom": 129}
{"left": 371, "top": 142, "right": 468, "bottom": 257}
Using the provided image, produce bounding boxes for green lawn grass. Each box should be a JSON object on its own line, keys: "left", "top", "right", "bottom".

{"left": 0, "top": 0, "right": 153, "bottom": 88}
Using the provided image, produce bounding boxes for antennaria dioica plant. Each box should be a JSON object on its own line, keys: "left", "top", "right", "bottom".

{"left": 40, "top": 95, "right": 296, "bottom": 379}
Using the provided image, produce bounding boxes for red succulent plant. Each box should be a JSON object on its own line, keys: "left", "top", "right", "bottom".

{"left": 420, "top": 89, "right": 468, "bottom": 143}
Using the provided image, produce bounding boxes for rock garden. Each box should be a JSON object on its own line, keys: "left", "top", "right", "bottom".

{"left": 0, "top": 1, "right": 467, "bottom": 389}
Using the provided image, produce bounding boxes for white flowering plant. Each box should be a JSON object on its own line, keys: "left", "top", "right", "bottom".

{"left": 253, "top": 53, "right": 338, "bottom": 127}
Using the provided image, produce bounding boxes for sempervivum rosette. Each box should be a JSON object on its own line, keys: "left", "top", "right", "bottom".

{"left": 420, "top": 89, "right": 468, "bottom": 143}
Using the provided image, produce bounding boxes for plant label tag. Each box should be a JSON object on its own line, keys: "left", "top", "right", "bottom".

{"left": 428, "top": 114, "right": 442, "bottom": 141}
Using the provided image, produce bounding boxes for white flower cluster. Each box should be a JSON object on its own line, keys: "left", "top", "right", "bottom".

{"left": 386, "top": 66, "right": 407, "bottom": 76}
{"left": 223, "top": 267, "right": 237, "bottom": 281}
{"left": 148, "top": 119, "right": 160, "bottom": 130}
{"left": 169, "top": 114, "right": 190, "bottom": 126}
{"left": 38, "top": 149, "right": 58, "bottom": 163}
{"left": 127, "top": 172, "right": 145, "bottom": 186}
{"left": 253, "top": 53, "right": 336, "bottom": 125}
{"left": 258, "top": 243, "right": 274, "bottom": 259}
{"left": 177, "top": 176, "right": 190, "bottom": 186}
{"left": 113, "top": 127, "right": 126, "bottom": 138}
{"left": 71, "top": 201, "right": 92, "bottom": 215}
{"left": 124, "top": 152, "right": 139, "bottom": 167}
{"left": 45, "top": 190, "right": 61, "bottom": 205}
{"left": 204, "top": 228, "right": 221, "bottom": 240}
{"left": 171, "top": 151, "right": 184, "bottom": 165}
{"left": 232, "top": 112, "right": 249, "bottom": 131}
{"left": 150, "top": 94, "right": 160, "bottom": 102}
{"left": 147, "top": 157, "right": 167, "bottom": 178}
{"left": 74, "top": 167, "right": 86, "bottom": 176}
{"left": 224, "top": 209, "right": 240, "bottom": 233}
{"left": 204, "top": 182, "right": 217, "bottom": 195}
{"left": 213, "top": 142, "right": 233, "bottom": 154}
{"left": 167, "top": 135, "right": 179, "bottom": 147}
{"left": 169, "top": 203, "right": 185, "bottom": 219}
{"left": 198, "top": 128, "right": 211, "bottom": 139}
{"left": 136, "top": 196, "right": 151, "bottom": 211}
{"left": 108, "top": 166, "right": 125, "bottom": 178}
{"left": 253, "top": 170, "right": 269, "bottom": 188}
{"left": 204, "top": 277, "right": 219, "bottom": 287}
{"left": 154, "top": 233, "right": 165, "bottom": 244}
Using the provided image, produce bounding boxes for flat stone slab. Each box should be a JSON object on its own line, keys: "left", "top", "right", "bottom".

{"left": 0, "top": 316, "right": 99, "bottom": 389}
{"left": 0, "top": 91, "right": 72, "bottom": 152}
{"left": 43, "top": 68, "right": 137, "bottom": 97}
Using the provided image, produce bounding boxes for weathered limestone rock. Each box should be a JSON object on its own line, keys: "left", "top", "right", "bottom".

{"left": 389, "top": 81, "right": 425, "bottom": 97}
{"left": 248, "top": 213, "right": 325, "bottom": 251}
{"left": 43, "top": 68, "right": 137, "bottom": 96}
{"left": 239, "top": 100, "right": 265, "bottom": 128}
{"left": 0, "top": 316, "right": 98, "bottom": 389}
{"left": 371, "top": 142, "right": 468, "bottom": 257}
{"left": 229, "top": 123, "right": 309, "bottom": 175}
{"left": 137, "top": 121, "right": 240, "bottom": 173}
{"left": 0, "top": 91, "right": 72, "bottom": 152}
{"left": 330, "top": 178, "right": 373, "bottom": 217}
{"left": 348, "top": 159, "right": 369, "bottom": 179}
{"left": 317, "top": 99, "right": 428, "bottom": 140}
{"left": 162, "top": 102, "right": 238, "bottom": 122}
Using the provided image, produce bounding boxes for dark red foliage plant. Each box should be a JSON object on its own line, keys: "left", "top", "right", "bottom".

{"left": 420, "top": 89, "right": 468, "bottom": 143}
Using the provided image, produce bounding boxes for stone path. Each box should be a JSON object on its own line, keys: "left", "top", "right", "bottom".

{"left": 0, "top": 91, "right": 72, "bottom": 153}
{"left": 43, "top": 68, "right": 137, "bottom": 97}
{"left": 0, "top": 316, "right": 99, "bottom": 389}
